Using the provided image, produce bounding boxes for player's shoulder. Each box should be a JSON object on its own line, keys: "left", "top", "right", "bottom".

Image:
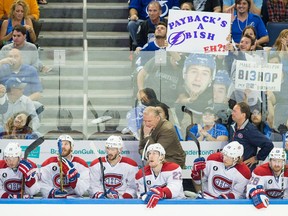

{"left": 90, "top": 156, "right": 106, "bottom": 167}
{"left": 207, "top": 152, "right": 223, "bottom": 162}
{"left": 120, "top": 156, "right": 138, "bottom": 167}
{"left": 41, "top": 156, "right": 58, "bottom": 167}
{"left": 234, "top": 162, "right": 251, "bottom": 180}
{"left": 0, "top": 160, "right": 8, "bottom": 169}
{"left": 253, "top": 162, "right": 272, "bottom": 176}
{"left": 72, "top": 156, "right": 88, "bottom": 168}
{"left": 161, "top": 161, "right": 180, "bottom": 172}
{"left": 27, "top": 159, "right": 38, "bottom": 168}
{"left": 136, "top": 165, "right": 151, "bottom": 180}
{"left": 285, "top": 165, "right": 288, "bottom": 177}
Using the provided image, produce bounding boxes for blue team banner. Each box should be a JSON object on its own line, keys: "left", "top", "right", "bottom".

{"left": 166, "top": 10, "right": 231, "bottom": 55}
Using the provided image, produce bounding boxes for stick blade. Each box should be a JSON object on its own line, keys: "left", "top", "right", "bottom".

{"left": 24, "top": 137, "right": 45, "bottom": 159}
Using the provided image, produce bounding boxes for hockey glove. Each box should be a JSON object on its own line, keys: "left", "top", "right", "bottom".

{"left": 191, "top": 157, "right": 206, "bottom": 181}
{"left": 142, "top": 187, "right": 165, "bottom": 208}
{"left": 18, "top": 159, "right": 36, "bottom": 187}
{"left": 61, "top": 157, "right": 80, "bottom": 188}
{"left": 106, "top": 188, "right": 119, "bottom": 199}
{"left": 93, "top": 192, "right": 106, "bottom": 199}
{"left": 249, "top": 185, "right": 269, "bottom": 209}
{"left": 49, "top": 188, "right": 68, "bottom": 199}
{"left": 1, "top": 192, "right": 32, "bottom": 199}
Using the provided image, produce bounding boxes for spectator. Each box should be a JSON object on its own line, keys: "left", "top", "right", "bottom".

{"left": 135, "top": 21, "right": 167, "bottom": 72}
{"left": 40, "top": 134, "right": 89, "bottom": 198}
{"left": 127, "top": 0, "right": 179, "bottom": 50}
{"left": 0, "top": 0, "right": 36, "bottom": 45}
{"left": 272, "top": 29, "right": 288, "bottom": 52}
{"left": 0, "top": 0, "right": 40, "bottom": 21}
{"left": 45, "top": 108, "right": 85, "bottom": 140}
{"left": 136, "top": 1, "right": 164, "bottom": 49}
{"left": 223, "top": 0, "right": 263, "bottom": 15}
{"left": 230, "top": 0, "right": 269, "bottom": 46}
{"left": 139, "top": 106, "right": 186, "bottom": 168}
{"left": 89, "top": 135, "right": 138, "bottom": 199}
{"left": 180, "top": 1, "right": 194, "bottom": 10}
{"left": 0, "top": 48, "right": 42, "bottom": 101}
{"left": 191, "top": 141, "right": 251, "bottom": 199}
{"left": 267, "top": 0, "right": 288, "bottom": 22}
{"left": 241, "top": 25, "right": 264, "bottom": 50}
{"left": 191, "top": 0, "right": 221, "bottom": 12}
{"left": 229, "top": 102, "right": 274, "bottom": 171}
{"left": 0, "top": 77, "right": 40, "bottom": 131}
{"left": 176, "top": 53, "right": 215, "bottom": 123}
{"left": 0, "top": 111, "right": 39, "bottom": 139}
{"left": 187, "top": 107, "right": 229, "bottom": 142}
{"left": 136, "top": 143, "right": 185, "bottom": 208}
{"left": 0, "top": 24, "right": 52, "bottom": 73}
{"left": 0, "top": 142, "right": 39, "bottom": 198}
{"left": 246, "top": 148, "right": 287, "bottom": 209}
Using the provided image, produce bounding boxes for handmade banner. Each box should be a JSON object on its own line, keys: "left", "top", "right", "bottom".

{"left": 235, "top": 60, "right": 282, "bottom": 91}
{"left": 166, "top": 10, "right": 231, "bottom": 55}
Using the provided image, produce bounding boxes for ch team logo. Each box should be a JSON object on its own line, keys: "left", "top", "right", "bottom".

{"left": 53, "top": 174, "right": 69, "bottom": 188}
{"left": 168, "top": 31, "right": 186, "bottom": 47}
{"left": 212, "top": 175, "right": 232, "bottom": 192}
{"left": 266, "top": 189, "right": 283, "bottom": 198}
{"left": 104, "top": 173, "right": 123, "bottom": 189}
{"left": 4, "top": 179, "right": 21, "bottom": 193}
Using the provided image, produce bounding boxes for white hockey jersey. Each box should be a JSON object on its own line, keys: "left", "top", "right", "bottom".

{"left": 88, "top": 156, "right": 138, "bottom": 198}
{"left": 39, "top": 156, "right": 89, "bottom": 198}
{"left": 135, "top": 161, "right": 185, "bottom": 199}
{"left": 246, "top": 162, "right": 288, "bottom": 199}
{"left": 0, "top": 159, "right": 40, "bottom": 198}
{"left": 196, "top": 152, "right": 251, "bottom": 199}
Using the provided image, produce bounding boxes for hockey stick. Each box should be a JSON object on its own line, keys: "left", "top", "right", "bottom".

{"left": 187, "top": 130, "right": 203, "bottom": 196}
{"left": 89, "top": 142, "right": 106, "bottom": 197}
{"left": 57, "top": 139, "right": 64, "bottom": 192}
{"left": 21, "top": 137, "right": 45, "bottom": 198}
{"left": 141, "top": 140, "right": 149, "bottom": 194}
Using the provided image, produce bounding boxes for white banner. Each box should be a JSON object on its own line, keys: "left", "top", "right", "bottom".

{"left": 166, "top": 10, "right": 231, "bottom": 55}
{"left": 235, "top": 60, "right": 282, "bottom": 91}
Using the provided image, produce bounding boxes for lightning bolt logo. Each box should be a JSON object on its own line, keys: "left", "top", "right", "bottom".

{"left": 168, "top": 31, "right": 185, "bottom": 47}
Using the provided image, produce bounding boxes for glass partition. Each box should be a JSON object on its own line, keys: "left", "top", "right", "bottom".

{"left": 0, "top": 49, "right": 286, "bottom": 143}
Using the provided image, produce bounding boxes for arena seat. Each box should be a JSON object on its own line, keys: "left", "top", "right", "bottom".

{"left": 266, "top": 22, "right": 288, "bottom": 47}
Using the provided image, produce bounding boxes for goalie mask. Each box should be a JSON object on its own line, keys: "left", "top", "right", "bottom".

{"left": 4, "top": 142, "right": 22, "bottom": 158}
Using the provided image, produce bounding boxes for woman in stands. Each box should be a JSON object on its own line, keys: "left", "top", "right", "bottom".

{"left": 273, "top": 29, "right": 288, "bottom": 52}
{"left": 242, "top": 26, "right": 264, "bottom": 50}
{"left": 0, "top": 0, "right": 36, "bottom": 45}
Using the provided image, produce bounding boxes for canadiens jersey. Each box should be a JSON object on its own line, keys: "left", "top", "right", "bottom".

{"left": 135, "top": 161, "right": 185, "bottom": 199}
{"left": 246, "top": 163, "right": 288, "bottom": 199}
{"left": 88, "top": 156, "right": 138, "bottom": 198}
{"left": 197, "top": 152, "right": 251, "bottom": 199}
{"left": 39, "top": 156, "right": 89, "bottom": 198}
{"left": 0, "top": 159, "right": 39, "bottom": 198}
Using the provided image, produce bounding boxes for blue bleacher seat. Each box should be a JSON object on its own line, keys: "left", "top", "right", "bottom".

{"left": 266, "top": 22, "right": 288, "bottom": 47}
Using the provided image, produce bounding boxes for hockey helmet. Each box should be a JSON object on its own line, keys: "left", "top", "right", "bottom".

{"left": 145, "top": 143, "right": 166, "bottom": 159}
{"left": 4, "top": 142, "right": 22, "bottom": 158}
{"left": 222, "top": 141, "right": 244, "bottom": 159}
{"left": 269, "top": 148, "right": 286, "bottom": 161}
{"left": 214, "top": 70, "right": 231, "bottom": 88}
{"left": 105, "top": 135, "right": 123, "bottom": 149}
{"left": 57, "top": 134, "right": 74, "bottom": 148}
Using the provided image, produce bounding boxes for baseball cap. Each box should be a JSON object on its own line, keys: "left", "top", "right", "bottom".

{"left": 5, "top": 77, "right": 26, "bottom": 89}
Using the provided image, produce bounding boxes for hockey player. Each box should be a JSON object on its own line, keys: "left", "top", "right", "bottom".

{"left": 89, "top": 135, "right": 138, "bottom": 199}
{"left": 246, "top": 148, "right": 288, "bottom": 209}
{"left": 0, "top": 142, "right": 39, "bottom": 198}
{"left": 136, "top": 143, "right": 185, "bottom": 208}
{"left": 191, "top": 141, "right": 251, "bottom": 199}
{"left": 40, "top": 134, "right": 89, "bottom": 198}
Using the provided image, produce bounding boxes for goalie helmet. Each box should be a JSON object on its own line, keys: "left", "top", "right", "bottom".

{"left": 4, "top": 142, "right": 22, "bottom": 158}
{"left": 222, "top": 141, "right": 244, "bottom": 159}
{"left": 105, "top": 135, "right": 123, "bottom": 149}
{"left": 145, "top": 143, "right": 166, "bottom": 159}
{"left": 57, "top": 134, "right": 74, "bottom": 148}
{"left": 269, "top": 148, "right": 286, "bottom": 161}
